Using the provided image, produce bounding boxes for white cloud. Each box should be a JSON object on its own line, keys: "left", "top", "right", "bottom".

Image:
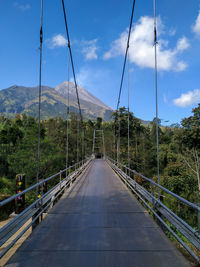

{"left": 176, "top": 37, "right": 190, "bottom": 52}
{"left": 173, "top": 89, "right": 200, "bottom": 107}
{"left": 81, "top": 39, "right": 98, "bottom": 60}
{"left": 14, "top": 3, "right": 31, "bottom": 11}
{"left": 103, "top": 16, "right": 189, "bottom": 72}
{"left": 175, "top": 61, "right": 188, "bottom": 72}
{"left": 163, "top": 94, "right": 168, "bottom": 104}
{"left": 192, "top": 11, "right": 200, "bottom": 35}
{"left": 46, "top": 34, "right": 67, "bottom": 49}
{"left": 169, "top": 28, "right": 176, "bottom": 36}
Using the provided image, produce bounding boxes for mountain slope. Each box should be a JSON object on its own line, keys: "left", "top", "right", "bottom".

{"left": 0, "top": 83, "right": 113, "bottom": 121}
{"left": 55, "top": 82, "right": 110, "bottom": 110}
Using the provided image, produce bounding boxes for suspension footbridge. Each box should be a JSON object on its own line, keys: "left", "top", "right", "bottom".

{"left": 1, "top": 159, "right": 194, "bottom": 266}
{"left": 0, "top": 0, "right": 200, "bottom": 266}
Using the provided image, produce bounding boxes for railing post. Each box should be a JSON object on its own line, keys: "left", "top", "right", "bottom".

{"left": 68, "top": 166, "right": 71, "bottom": 176}
{"left": 32, "top": 198, "right": 42, "bottom": 231}
{"left": 198, "top": 204, "right": 200, "bottom": 233}
{"left": 151, "top": 184, "right": 155, "bottom": 211}
{"left": 15, "top": 174, "right": 26, "bottom": 215}
{"left": 60, "top": 170, "right": 62, "bottom": 190}
{"left": 32, "top": 179, "right": 43, "bottom": 230}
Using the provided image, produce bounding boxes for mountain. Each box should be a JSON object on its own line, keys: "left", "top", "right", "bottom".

{"left": 140, "top": 119, "right": 151, "bottom": 126}
{"left": 55, "top": 82, "right": 110, "bottom": 110}
{"left": 0, "top": 83, "right": 113, "bottom": 121}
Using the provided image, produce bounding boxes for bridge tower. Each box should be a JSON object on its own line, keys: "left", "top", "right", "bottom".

{"left": 92, "top": 130, "right": 105, "bottom": 159}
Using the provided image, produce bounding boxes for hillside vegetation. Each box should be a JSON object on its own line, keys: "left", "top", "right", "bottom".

{"left": 0, "top": 104, "right": 199, "bottom": 227}
{"left": 0, "top": 83, "right": 113, "bottom": 121}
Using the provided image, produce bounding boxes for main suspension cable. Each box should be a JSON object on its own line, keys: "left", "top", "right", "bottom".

{"left": 153, "top": 0, "right": 160, "bottom": 199}
{"left": 116, "top": 0, "right": 136, "bottom": 111}
{"left": 61, "top": 0, "right": 82, "bottom": 123}
{"left": 127, "top": 51, "right": 130, "bottom": 175}
{"left": 116, "top": 0, "right": 136, "bottom": 164}
{"left": 36, "top": 0, "right": 43, "bottom": 198}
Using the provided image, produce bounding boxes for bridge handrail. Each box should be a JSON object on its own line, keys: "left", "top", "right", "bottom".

{"left": 106, "top": 157, "right": 200, "bottom": 263}
{"left": 0, "top": 160, "right": 86, "bottom": 208}
{"left": 107, "top": 156, "right": 200, "bottom": 212}
{"left": 0, "top": 157, "right": 92, "bottom": 260}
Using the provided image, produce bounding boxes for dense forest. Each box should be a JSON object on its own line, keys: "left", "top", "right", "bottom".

{"left": 0, "top": 104, "right": 199, "bottom": 228}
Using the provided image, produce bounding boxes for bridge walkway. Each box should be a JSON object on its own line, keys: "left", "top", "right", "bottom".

{"left": 6, "top": 160, "right": 190, "bottom": 267}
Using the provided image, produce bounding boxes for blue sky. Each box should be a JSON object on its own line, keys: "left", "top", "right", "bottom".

{"left": 1, "top": 0, "right": 200, "bottom": 124}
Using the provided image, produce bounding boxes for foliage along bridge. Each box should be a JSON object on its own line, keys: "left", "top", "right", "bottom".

{"left": 0, "top": 157, "right": 200, "bottom": 266}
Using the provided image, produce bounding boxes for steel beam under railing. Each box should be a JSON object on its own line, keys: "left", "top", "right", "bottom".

{"left": 106, "top": 156, "right": 200, "bottom": 264}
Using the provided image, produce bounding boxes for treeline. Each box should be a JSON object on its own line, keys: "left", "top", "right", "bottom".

{"left": 109, "top": 105, "right": 199, "bottom": 227}
{"left": 0, "top": 104, "right": 199, "bottom": 225}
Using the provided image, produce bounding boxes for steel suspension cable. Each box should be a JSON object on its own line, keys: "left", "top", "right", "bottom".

{"left": 36, "top": 0, "right": 43, "bottom": 198}
{"left": 127, "top": 51, "right": 130, "bottom": 175}
{"left": 113, "top": 120, "right": 116, "bottom": 161}
{"left": 82, "top": 128, "right": 85, "bottom": 163}
{"left": 116, "top": 0, "right": 136, "bottom": 111}
{"left": 77, "top": 119, "right": 79, "bottom": 164}
{"left": 61, "top": 0, "right": 82, "bottom": 123}
{"left": 117, "top": 110, "right": 120, "bottom": 164}
{"left": 66, "top": 47, "right": 70, "bottom": 177}
{"left": 61, "top": 0, "right": 84, "bottom": 167}
{"left": 153, "top": 0, "right": 160, "bottom": 199}
{"left": 116, "top": 0, "right": 136, "bottom": 164}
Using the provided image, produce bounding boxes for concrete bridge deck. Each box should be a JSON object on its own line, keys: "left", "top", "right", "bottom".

{"left": 6, "top": 160, "right": 190, "bottom": 267}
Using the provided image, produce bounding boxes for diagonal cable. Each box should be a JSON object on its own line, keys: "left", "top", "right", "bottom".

{"left": 61, "top": 0, "right": 83, "bottom": 122}
{"left": 36, "top": 0, "right": 43, "bottom": 198}
{"left": 116, "top": 0, "right": 136, "bottom": 111}
{"left": 116, "top": 0, "right": 136, "bottom": 163}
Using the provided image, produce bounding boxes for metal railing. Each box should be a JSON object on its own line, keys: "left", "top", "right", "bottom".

{"left": 0, "top": 158, "right": 91, "bottom": 259}
{"left": 106, "top": 156, "right": 200, "bottom": 263}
